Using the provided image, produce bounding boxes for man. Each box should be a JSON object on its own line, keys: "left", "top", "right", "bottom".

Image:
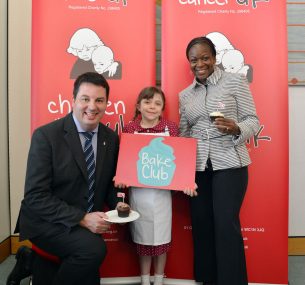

{"left": 8, "top": 72, "right": 124, "bottom": 285}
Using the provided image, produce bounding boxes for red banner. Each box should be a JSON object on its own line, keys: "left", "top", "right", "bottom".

{"left": 162, "top": 1, "right": 288, "bottom": 284}
{"left": 31, "top": 0, "right": 155, "bottom": 278}
{"left": 32, "top": 0, "right": 155, "bottom": 133}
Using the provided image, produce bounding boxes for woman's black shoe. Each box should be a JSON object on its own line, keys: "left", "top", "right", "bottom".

{"left": 6, "top": 246, "right": 34, "bottom": 285}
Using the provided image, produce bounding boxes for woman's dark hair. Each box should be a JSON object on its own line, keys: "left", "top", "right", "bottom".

{"left": 73, "top": 72, "right": 110, "bottom": 100}
{"left": 186, "top": 36, "right": 216, "bottom": 59}
{"left": 133, "top": 86, "right": 166, "bottom": 120}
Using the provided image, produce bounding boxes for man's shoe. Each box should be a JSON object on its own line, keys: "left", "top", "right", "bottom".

{"left": 6, "top": 245, "right": 35, "bottom": 285}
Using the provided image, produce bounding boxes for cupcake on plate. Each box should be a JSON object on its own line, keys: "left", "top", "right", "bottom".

{"left": 117, "top": 203, "right": 130, "bottom": 218}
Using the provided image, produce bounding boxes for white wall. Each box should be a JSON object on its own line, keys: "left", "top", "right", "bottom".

{"left": 0, "top": 0, "right": 10, "bottom": 243}
{"left": 8, "top": 0, "right": 31, "bottom": 233}
{"left": 289, "top": 86, "right": 305, "bottom": 236}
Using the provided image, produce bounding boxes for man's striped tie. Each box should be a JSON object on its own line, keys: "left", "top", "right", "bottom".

{"left": 82, "top": 132, "right": 95, "bottom": 213}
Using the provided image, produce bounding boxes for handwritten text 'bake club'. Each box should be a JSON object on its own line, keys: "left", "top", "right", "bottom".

{"left": 179, "top": 0, "right": 270, "bottom": 9}
{"left": 140, "top": 153, "right": 172, "bottom": 181}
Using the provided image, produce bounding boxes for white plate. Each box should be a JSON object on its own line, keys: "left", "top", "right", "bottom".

{"left": 103, "top": 210, "right": 140, "bottom": 224}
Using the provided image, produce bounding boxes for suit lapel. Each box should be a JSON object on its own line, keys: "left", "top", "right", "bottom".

{"left": 63, "top": 114, "right": 88, "bottom": 181}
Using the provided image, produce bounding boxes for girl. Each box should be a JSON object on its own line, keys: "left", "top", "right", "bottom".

{"left": 123, "top": 86, "right": 179, "bottom": 285}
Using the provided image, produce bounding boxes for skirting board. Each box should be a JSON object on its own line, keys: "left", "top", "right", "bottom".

{"left": 99, "top": 277, "right": 287, "bottom": 285}
{"left": 0, "top": 237, "right": 10, "bottom": 263}
{"left": 10, "top": 235, "right": 31, "bottom": 254}
{"left": 288, "top": 237, "right": 305, "bottom": 255}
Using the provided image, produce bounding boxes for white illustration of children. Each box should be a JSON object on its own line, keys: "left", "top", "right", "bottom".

{"left": 67, "top": 28, "right": 103, "bottom": 60}
{"left": 222, "top": 49, "right": 249, "bottom": 76}
{"left": 67, "top": 28, "right": 121, "bottom": 79}
{"left": 206, "top": 31, "right": 234, "bottom": 65}
{"left": 67, "top": 28, "right": 104, "bottom": 78}
{"left": 91, "top": 46, "right": 119, "bottom": 77}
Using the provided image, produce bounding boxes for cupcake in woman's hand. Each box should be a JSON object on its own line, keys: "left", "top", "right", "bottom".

{"left": 209, "top": 111, "right": 224, "bottom": 122}
{"left": 117, "top": 203, "right": 130, "bottom": 218}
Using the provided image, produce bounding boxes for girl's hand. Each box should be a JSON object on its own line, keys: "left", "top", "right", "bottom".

{"left": 113, "top": 176, "right": 129, "bottom": 189}
{"left": 183, "top": 183, "right": 198, "bottom": 197}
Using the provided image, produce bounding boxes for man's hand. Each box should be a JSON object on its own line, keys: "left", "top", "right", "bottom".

{"left": 79, "top": 212, "right": 110, "bottom": 234}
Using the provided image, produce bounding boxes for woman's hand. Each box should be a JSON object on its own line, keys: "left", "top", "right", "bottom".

{"left": 213, "top": 117, "right": 240, "bottom": 136}
{"left": 183, "top": 183, "right": 198, "bottom": 197}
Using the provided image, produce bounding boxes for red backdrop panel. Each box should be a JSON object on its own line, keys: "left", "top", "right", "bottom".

{"left": 162, "top": 1, "right": 288, "bottom": 284}
{"left": 31, "top": 0, "right": 155, "bottom": 277}
{"left": 32, "top": 0, "right": 155, "bottom": 132}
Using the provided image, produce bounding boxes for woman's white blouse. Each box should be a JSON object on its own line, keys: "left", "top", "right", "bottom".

{"left": 179, "top": 66, "right": 260, "bottom": 171}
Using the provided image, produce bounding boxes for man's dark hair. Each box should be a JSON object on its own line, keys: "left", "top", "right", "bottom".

{"left": 186, "top": 36, "right": 217, "bottom": 59}
{"left": 73, "top": 72, "right": 110, "bottom": 100}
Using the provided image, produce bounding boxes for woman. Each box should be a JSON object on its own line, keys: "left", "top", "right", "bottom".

{"left": 180, "top": 36, "right": 260, "bottom": 285}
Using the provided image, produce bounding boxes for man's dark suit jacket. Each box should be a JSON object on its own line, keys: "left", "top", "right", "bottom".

{"left": 16, "top": 113, "right": 119, "bottom": 241}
